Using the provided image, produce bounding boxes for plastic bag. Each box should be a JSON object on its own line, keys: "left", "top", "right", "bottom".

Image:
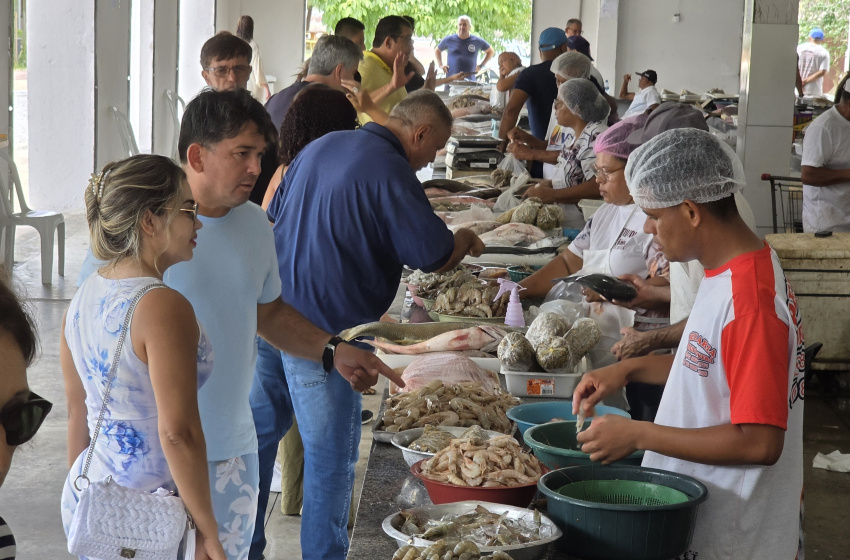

{"left": 544, "top": 277, "right": 585, "bottom": 303}
{"left": 493, "top": 155, "right": 531, "bottom": 213}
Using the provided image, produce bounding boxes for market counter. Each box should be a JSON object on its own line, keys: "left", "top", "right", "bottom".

{"left": 347, "top": 391, "right": 580, "bottom": 560}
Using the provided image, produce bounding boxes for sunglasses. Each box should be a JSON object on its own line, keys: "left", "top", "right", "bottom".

{"left": 166, "top": 202, "right": 199, "bottom": 222}
{"left": 1, "top": 391, "right": 52, "bottom": 446}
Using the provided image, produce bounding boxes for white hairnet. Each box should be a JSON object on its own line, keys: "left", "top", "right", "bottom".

{"left": 551, "top": 52, "right": 591, "bottom": 80}
{"left": 625, "top": 128, "right": 746, "bottom": 209}
{"left": 557, "top": 79, "right": 609, "bottom": 123}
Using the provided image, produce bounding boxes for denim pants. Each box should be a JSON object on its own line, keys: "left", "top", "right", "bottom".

{"left": 249, "top": 338, "right": 361, "bottom": 560}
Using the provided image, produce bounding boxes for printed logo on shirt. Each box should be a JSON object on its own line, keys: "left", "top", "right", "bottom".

{"left": 684, "top": 331, "right": 716, "bottom": 377}
{"left": 613, "top": 228, "right": 638, "bottom": 250}
{"left": 468, "top": 44, "right": 476, "bottom": 52}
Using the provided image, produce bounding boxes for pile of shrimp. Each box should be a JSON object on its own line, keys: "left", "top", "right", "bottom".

{"left": 392, "top": 540, "right": 514, "bottom": 560}
{"left": 420, "top": 433, "right": 542, "bottom": 488}
{"left": 380, "top": 380, "right": 520, "bottom": 434}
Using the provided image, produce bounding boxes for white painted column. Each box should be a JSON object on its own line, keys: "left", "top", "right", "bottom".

{"left": 29, "top": 1, "right": 95, "bottom": 211}
{"left": 592, "top": 0, "right": 618, "bottom": 89}
{"left": 152, "top": 0, "right": 180, "bottom": 159}
{"left": 531, "top": 0, "right": 581, "bottom": 64}
{"left": 0, "top": 1, "right": 12, "bottom": 267}
{"left": 130, "top": 0, "right": 154, "bottom": 153}
{"left": 736, "top": 0, "right": 800, "bottom": 236}
{"left": 179, "top": 0, "right": 215, "bottom": 102}
{"left": 95, "top": 0, "right": 132, "bottom": 171}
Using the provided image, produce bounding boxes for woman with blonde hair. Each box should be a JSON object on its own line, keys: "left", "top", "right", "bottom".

{"left": 60, "top": 154, "right": 225, "bottom": 559}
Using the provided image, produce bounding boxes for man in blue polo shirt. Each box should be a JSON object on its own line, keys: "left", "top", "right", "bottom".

{"left": 250, "top": 90, "right": 484, "bottom": 560}
{"left": 498, "top": 27, "right": 569, "bottom": 176}
{"left": 435, "top": 16, "right": 495, "bottom": 76}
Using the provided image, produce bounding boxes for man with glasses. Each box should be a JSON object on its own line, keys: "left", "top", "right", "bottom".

{"left": 435, "top": 16, "right": 495, "bottom": 77}
{"left": 358, "top": 15, "right": 416, "bottom": 122}
{"left": 200, "top": 31, "right": 254, "bottom": 92}
{"left": 565, "top": 18, "right": 583, "bottom": 37}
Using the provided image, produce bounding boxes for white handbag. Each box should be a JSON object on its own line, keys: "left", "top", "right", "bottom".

{"left": 67, "top": 282, "right": 195, "bottom": 560}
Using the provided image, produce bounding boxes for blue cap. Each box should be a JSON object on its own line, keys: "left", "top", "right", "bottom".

{"left": 810, "top": 28, "right": 824, "bottom": 39}
{"left": 538, "top": 27, "right": 567, "bottom": 52}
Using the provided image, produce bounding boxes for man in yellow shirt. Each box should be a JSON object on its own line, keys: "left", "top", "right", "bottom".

{"left": 358, "top": 16, "right": 415, "bottom": 122}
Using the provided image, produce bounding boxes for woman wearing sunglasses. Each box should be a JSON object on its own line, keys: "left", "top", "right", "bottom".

{"left": 0, "top": 279, "right": 52, "bottom": 559}
{"left": 59, "top": 155, "right": 226, "bottom": 559}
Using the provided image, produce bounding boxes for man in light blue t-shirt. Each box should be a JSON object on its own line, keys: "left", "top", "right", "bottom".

{"left": 435, "top": 16, "right": 495, "bottom": 76}
{"left": 166, "top": 90, "right": 402, "bottom": 560}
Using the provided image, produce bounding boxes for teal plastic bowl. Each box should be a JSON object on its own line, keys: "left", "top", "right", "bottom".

{"left": 538, "top": 465, "right": 708, "bottom": 560}
{"left": 524, "top": 421, "right": 644, "bottom": 469}
{"left": 506, "top": 401, "right": 630, "bottom": 436}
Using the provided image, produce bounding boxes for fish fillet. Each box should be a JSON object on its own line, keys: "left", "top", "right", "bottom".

{"left": 340, "top": 321, "right": 484, "bottom": 344}
{"left": 364, "top": 326, "right": 507, "bottom": 355}
{"left": 477, "top": 223, "right": 548, "bottom": 247}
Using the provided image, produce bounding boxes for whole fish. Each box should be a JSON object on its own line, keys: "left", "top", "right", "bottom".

{"left": 478, "top": 223, "right": 548, "bottom": 247}
{"left": 364, "top": 325, "right": 507, "bottom": 355}
{"left": 340, "top": 321, "right": 485, "bottom": 344}
{"left": 448, "top": 221, "right": 503, "bottom": 235}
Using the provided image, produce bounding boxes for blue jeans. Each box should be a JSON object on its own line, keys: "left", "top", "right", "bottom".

{"left": 249, "top": 338, "right": 361, "bottom": 560}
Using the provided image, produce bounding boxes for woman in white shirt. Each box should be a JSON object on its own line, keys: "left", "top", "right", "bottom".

{"left": 237, "top": 15, "right": 271, "bottom": 102}
{"left": 521, "top": 79, "right": 610, "bottom": 228}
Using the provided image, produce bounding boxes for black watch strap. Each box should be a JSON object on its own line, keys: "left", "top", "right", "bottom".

{"left": 322, "top": 336, "right": 344, "bottom": 372}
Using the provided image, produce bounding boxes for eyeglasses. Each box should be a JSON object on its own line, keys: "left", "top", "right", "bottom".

{"left": 394, "top": 34, "right": 414, "bottom": 45}
{"left": 1, "top": 391, "right": 52, "bottom": 446}
{"left": 204, "top": 64, "right": 252, "bottom": 79}
{"left": 166, "top": 202, "right": 199, "bottom": 222}
{"left": 591, "top": 164, "right": 625, "bottom": 183}
{"left": 567, "top": 27, "right": 583, "bottom": 35}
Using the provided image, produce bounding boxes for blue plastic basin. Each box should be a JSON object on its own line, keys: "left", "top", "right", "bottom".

{"left": 506, "top": 401, "right": 630, "bottom": 436}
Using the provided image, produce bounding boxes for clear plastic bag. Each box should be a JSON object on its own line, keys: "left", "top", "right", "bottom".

{"left": 493, "top": 154, "right": 531, "bottom": 213}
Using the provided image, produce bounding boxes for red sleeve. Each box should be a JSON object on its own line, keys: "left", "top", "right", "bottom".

{"left": 721, "top": 312, "right": 790, "bottom": 429}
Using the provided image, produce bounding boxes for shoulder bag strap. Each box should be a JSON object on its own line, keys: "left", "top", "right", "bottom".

{"left": 75, "top": 281, "right": 167, "bottom": 489}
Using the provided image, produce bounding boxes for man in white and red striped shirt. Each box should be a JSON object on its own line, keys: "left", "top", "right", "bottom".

{"left": 573, "top": 128, "right": 804, "bottom": 560}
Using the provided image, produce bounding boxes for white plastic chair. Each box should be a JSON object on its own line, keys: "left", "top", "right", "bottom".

{"left": 164, "top": 90, "right": 186, "bottom": 162}
{"left": 0, "top": 150, "right": 65, "bottom": 283}
{"left": 110, "top": 106, "right": 140, "bottom": 157}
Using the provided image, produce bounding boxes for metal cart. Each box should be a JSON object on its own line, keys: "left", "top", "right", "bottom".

{"left": 762, "top": 174, "right": 804, "bottom": 233}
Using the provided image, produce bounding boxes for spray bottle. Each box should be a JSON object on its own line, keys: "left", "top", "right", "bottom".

{"left": 495, "top": 278, "right": 527, "bottom": 327}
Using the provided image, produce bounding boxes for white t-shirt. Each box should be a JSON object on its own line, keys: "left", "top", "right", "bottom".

{"left": 552, "top": 120, "right": 606, "bottom": 228}
{"left": 622, "top": 85, "right": 662, "bottom": 119}
{"left": 490, "top": 66, "right": 523, "bottom": 111}
{"left": 165, "top": 202, "right": 282, "bottom": 461}
{"left": 541, "top": 107, "right": 575, "bottom": 180}
{"left": 797, "top": 42, "right": 830, "bottom": 96}
{"left": 568, "top": 203, "right": 663, "bottom": 279}
{"left": 644, "top": 245, "right": 804, "bottom": 560}
{"left": 801, "top": 106, "right": 850, "bottom": 232}
{"left": 247, "top": 39, "right": 268, "bottom": 101}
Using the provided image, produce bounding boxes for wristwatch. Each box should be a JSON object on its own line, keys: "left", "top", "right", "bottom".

{"left": 322, "top": 336, "right": 344, "bottom": 372}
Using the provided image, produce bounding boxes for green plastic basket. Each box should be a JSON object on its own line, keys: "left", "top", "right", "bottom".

{"left": 557, "top": 480, "right": 689, "bottom": 506}
{"left": 507, "top": 265, "right": 541, "bottom": 282}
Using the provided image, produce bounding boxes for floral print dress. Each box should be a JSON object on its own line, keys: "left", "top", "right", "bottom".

{"left": 60, "top": 275, "right": 213, "bottom": 554}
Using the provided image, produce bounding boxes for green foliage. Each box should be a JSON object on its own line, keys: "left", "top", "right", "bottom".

{"left": 310, "top": 0, "right": 531, "bottom": 50}
{"left": 798, "top": 0, "right": 849, "bottom": 73}
{"left": 14, "top": 29, "right": 25, "bottom": 70}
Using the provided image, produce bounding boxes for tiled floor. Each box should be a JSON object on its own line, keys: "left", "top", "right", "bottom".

{"left": 1, "top": 213, "right": 849, "bottom": 559}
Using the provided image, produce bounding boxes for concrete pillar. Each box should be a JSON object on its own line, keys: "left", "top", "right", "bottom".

{"left": 152, "top": 0, "right": 180, "bottom": 159}
{"left": 95, "top": 0, "right": 131, "bottom": 171}
{"left": 592, "top": 0, "right": 618, "bottom": 88}
{"left": 29, "top": 1, "right": 95, "bottom": 210}
{"left": 0, "top": 1, "right": 12, "bottom": 268}
{"left": 736, "top": 0, "right": 800, "bottom": 236}
{"left": 130, "top": 0, "right": 154, "bottom": 153}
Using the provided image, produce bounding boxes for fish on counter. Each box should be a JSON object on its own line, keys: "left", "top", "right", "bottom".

{"left": 477, "top": 223, "right": 548, "bottom": 247}
{"left": 398, "top": 353, "right": 502, "bottom": 394}
{"left": 430, "top": 196, "right": 496, "bottom": 209}
{"left": 363, "top": 325, "right": 507, "bottom": 355}
{"left": 422, "top": 179, "right": 476, "bottom": 193}
{"left": 340, "top": 321, "right": 486, "bottom": 344}
{"left": 447, "top": 221, "right": 503, "bottom": 236}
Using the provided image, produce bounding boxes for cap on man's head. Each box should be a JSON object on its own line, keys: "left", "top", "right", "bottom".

{"left": 626, "top": 101, "right": 708, "bottom": 145}
{"left": 810, "top": 28, "right": 825, "bottom": 39}
{"left": 566, "top": 35, "right": 593, "bottom": 61}
{"left": 539, "top": 27, "right": 567, "bottom": 52}
{"left": 636, "top": 69, "right": 658, "bottom": 84}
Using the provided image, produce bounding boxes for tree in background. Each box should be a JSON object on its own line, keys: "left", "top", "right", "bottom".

{"left": 798, "top": 0, "right": 850, "bottom": 93}
{"left": 310, "top": 0, "right": 531, "bottom": 51}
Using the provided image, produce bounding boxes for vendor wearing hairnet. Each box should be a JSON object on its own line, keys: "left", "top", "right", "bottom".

{"left": 572, "top": 129, "right": 804, "bottom": 560}
{"left": 517, "top": 79, "right": 610, "bottom": 227}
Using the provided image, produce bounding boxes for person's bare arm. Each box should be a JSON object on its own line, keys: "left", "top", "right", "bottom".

{"left": 572, "top": 354, "right": 676, "bottom": 416}
{"left": 139, "top": 290, "right": 224, "bottom": 558}
{"left": 262, "top": 84, "right": 272, "bottom": 103}
{"left": 611, "top": 320, "right": 687, "bottom": 360}
{"left": 496, "top": 71, "right": 521, "bottom": 92}
{"left": 801, "top": 165, "right": 850, "bottom": 186}
{"left": 365, "top": 53, "right": 414, "bottom": 104}
{"left": 506, "top": 142, "right": 561, "bottom": 164}
{"left": 477, "top": 47, "right": 495, "bottom": 71}
{"left": 802, "top": 69, "right": 827, "bottom": 85}
{"left": 436, "top": 71, "right": 467, "bottom": 86}
{"left": 796, "top": 56, "right": 804, "bottom": 96}
{"left": 435, "top": 47, "right": 447, "bottom": 74}
{"left": 61, "top": 312, "right": 90, "bottom": 467}
{"left": 343, "top": 80, "right": 390, "bottom": 125}
{"left": 498, "top": 90, "right": 529, "bottom": 142}
{"left": 256, "top": 298, "right": 405, "bottom": 391}
{"left": 435, "top": 228, "right": 485, "bottom": 273}
{"left": 519, "top": 249, "right": 583, "bottom": 298}
{"left": 578, "top": 414, "right": 786, "bottom": 465}
{"left": 507, "top": 127, "right": 546, "bottom": 149}
{"left": 619, "top": 74, "right": 634, "bottom": 100}
{"left": 261, "top": 165, "right": 285, "bottom": 212}
{"left": 523, "top": 178, "right": 601, "bottom": 204}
